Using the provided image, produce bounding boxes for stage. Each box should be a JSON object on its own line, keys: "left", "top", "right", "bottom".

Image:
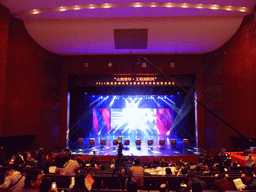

{"left": 69, "top": 136, "right": 204, "bottom": 163}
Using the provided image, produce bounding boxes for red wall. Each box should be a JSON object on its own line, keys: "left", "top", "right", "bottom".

{"left": 224, "top": 14, "right": 256, "bottom": 142}
{"left": 202, "top": 13, "right": 256, "bottom": 150}
{"left": 2, "top": 13, "right": 64, "bottom": 151}
{"left": 0, "top": 5, "right": 10, "bottom": 137}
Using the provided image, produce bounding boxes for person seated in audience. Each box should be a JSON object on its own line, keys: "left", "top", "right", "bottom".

{"left": 0, "top": 164, "right": 25, "bottom": 191}
{"left": 36, "top": 152, "right": 50, "bottom": 174}
{"left": 54, "top": 149, "right": 70, "bottom": 175}
{"left": 191, "top": 182, "right": 203, "bottom": 192}
{"left": 128, "top": 158, "right": 144, "bottom": 189}
{"left": 90, "top": 151, "right": 98, "bottom": 166}
{"left": 212, "top": 170, "right": 235, "bottom": 191}
{"left": 152, "top": 160, "right": 159, "bottom": 168}
{"left": 95, "top": 162, "right": 101, "bottom": 169}
{"left": 243, "top": 170, "right": 256, "bottom": 190}
{"left": 198, "top": 154, "right": 205, "bottom": 164}
{"left": 165, "top": 167, "right": 172, "bottom": 175}
{"left": 20, "top": 169, "right": 40, "bottom": 192}
{"left": 71, "top": 174, "right": 88, "bottom": 192}
{"left": 187, "top": 173, "right": 206, "bottom": 190}
{"left": 61, "top": 156, "right": 81, "bottom": 176}
{"left": 160, "top": 183, "right": 168, "bottom": 192}
{"left": 177, "top": 167, "right": 190, "bottom": 176}
{"left": 160, "top": 158, "right": 168, "bottom": 167}
{"left": 39, "top": 177, "right": 57, "bottom": 192}
{"left": 231, "top": 160, "right": 241, "bottom": 167}
{"left": 242, "top": 170, "right": 255, "bottom": 186}
{"left": 195, "top": 162, "right": 209, "bottom": 173}
{"left": 125, "top": 175, "right": 138, "bottom": 192}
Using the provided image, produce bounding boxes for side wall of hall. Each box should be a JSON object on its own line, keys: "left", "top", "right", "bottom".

{"left": 0, "top": 5, "right": 65, "bottom": 152}
{"left": 203, "top": 13, "right": 256, "bottom": 150}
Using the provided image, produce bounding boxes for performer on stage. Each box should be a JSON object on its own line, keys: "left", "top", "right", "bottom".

{"left": 246, "top": 153, "right": 255, "bottom": 168}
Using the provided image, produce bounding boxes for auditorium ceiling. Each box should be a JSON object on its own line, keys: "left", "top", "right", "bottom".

{"left": 1, "top": 0, "right": 255, "bottom": 55}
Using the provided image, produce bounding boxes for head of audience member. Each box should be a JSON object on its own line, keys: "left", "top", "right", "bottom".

{"left": 160, "top": 183, "right": 167, "bottom": 192}
{"left": 244, "top": 170, "right": 254, "bottom": 185}
{"left": 181, "top": 167, "right": 189, "bottom": 175}
{"left": 126, "top": 175, "right": 138, "bottom": 192}
{"left": 39, "top": 177, "right": 53, "bottom": 192}
{"left": 63, "top": 148, "right": 71, "bottom": 157}
{"left": 195, "top": 166, "right": 201, "bottom": 173}
{"left": 134, "top": 158, "right": 140, "bottom": 166}
{"left": 72, "top": 174, "right": 88, "bottom": 192}
{"left": 165, "top": 167, "right": 172, "bottom": 175}
{"left": 110, "top": 164, "right": 115, "bottom": 169}
{"left": 74, "top": 156, "right": 84, "bottom": 166}
{"left": 191, "top": 182, "right": 203, "bottom": 192}
{"left": 5, "top": 164, "right": 18, "bottom": 176}
{"left": 23, "top": 169, "right": 40, "bottom": 190}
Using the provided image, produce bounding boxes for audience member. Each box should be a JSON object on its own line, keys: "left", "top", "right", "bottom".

{"left": 90, "top": 151, "right": 98, "bottom": 166}
{"left": 54, "top": 149, "right": 70, "bottom": 175}
{"left": 125, "top": 175, "right": 138, "bottom": 192}
{"left": 61, "top": 156, "right": 81, "bottom": 176}
{"left": 36, "top": 153, "right": 50, "bottom": 174}
{"left": 71, "top": 174, "right": 88, "bottom": 192}
{"left": 212, "top": 172, "right": 235, "bottom": 191}
{"left": 39, "top": 177, "right": 57, "bottom": 192}
{"left": 187, "top": 173, "right": 206, "bottom": 190}
{"left": 0, "top": 164, "right": 25, "bottom": 191}
{"left": 128, "top": 159, "right": 144, "bottom": 188}
{"left": 20, "top": 169, "right": 40, "bottom": 192}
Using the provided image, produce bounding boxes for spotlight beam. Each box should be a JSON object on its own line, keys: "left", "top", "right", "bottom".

{"left": 138, "top": 56, "right": 247, "bottom": 141}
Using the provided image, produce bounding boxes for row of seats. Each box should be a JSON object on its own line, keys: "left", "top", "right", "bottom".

{"left": 78, "top": 137, "right": 190, "bottom": 148}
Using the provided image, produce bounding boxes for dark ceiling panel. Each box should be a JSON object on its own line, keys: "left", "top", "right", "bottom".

{"left": 114, "top": 29, "right": 148, "bottom": 49}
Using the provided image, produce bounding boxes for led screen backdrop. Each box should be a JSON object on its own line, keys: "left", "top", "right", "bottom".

{"left": 93, "top": 108, "right": 173, "bottom": 136}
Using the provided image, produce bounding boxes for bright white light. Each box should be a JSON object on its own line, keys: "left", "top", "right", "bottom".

{"left": 110, "top": 97, "right": 157, "bottom": 136}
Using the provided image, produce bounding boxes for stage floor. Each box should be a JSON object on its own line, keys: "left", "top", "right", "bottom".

{"left": 69, "top": 136, "right": 203, "bottom": 157}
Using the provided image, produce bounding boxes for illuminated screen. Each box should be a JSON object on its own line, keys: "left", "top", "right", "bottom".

{"left": 93, "top": 107, "right": 173, "bottom": 136}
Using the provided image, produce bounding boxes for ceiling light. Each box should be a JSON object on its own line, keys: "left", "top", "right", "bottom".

{"left": 165, "top": 3, "right": 173, "bottom": 7}
{"left": 89, "top": 4, "right": 95, "bottom": 9}
{"left": 103, "top": 3, "right": 111, "bottom": 8}
{"left": 59, "top": 6, "right": 67, "bottom": 11}
{"left": 134, "top": 3, "right": 142, "bottom": 7}
{"left": 226, "top": 6, "right": 232, "bottom": 11}
{"left": 196, "top": 4, "right": 203, "bottom": 9}
{"left": 73, "top": 5, "right": 81, "bottom": 10}
{"left": 32, "top": 9, "right": 40, "bottom": 14}
{"left": 182, "top": 3, "right": 188, "bottom": 8}
{"left": 150, "top": 3, "right": 156, "bottom": 7}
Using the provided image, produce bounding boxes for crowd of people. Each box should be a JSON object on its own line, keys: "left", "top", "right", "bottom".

{"left": 0, "top": 146, "right": 256, "bottom": 192}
